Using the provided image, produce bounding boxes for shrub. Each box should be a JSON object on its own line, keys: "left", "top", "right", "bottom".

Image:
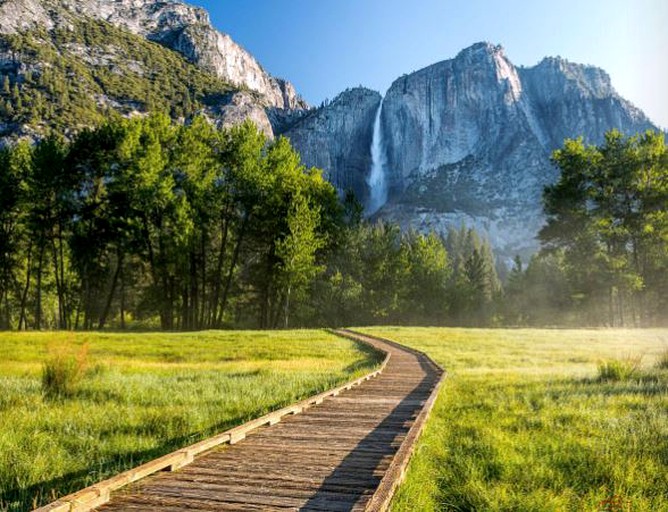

{"left": 597, "top": 355, "right": 642, "bottom": 382}
{"left": 41, "top": 343, "right": 89, "bottom": 399}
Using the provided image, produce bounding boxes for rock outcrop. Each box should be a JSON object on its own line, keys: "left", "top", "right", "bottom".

{"left": 0, "top": 0, "right": 306, "bottom": 111}
{"left": 519, "top": 56, "right": 650, "bottom": 149}
{"left": 283, "top": 88, "right": 381, "bottom": 200}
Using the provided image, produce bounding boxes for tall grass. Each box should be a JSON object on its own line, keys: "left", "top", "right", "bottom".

{"left": 0, "top": 330, "right": 380, "bottom": 511}
{"left": 597, "top": 355, "right": 642, "bottom": 381}
{"left": 41, "top": 342, "right": 89, "bottom": 399}
{"left": 360, "top": 327, "right": 668, "bottom": 512}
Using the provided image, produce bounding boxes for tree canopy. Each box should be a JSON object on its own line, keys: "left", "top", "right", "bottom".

{"left": 535, "top": 130, "right": 667, "bottom": 325}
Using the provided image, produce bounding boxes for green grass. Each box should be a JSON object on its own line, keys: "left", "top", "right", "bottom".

{"left": 657, "top": 349, "right": 668, "bottom": 370}
{"left": 0, "top": 330, "right": 380, "bottom": 511}
{"left": 359, "top": 327, "right": 668, "bottom": 512}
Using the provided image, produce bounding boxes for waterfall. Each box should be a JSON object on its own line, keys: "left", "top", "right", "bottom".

{"left": 366, "top": 98, "right": 388, "bottom": 215}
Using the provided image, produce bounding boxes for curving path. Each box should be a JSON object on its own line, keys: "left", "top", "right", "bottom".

{"left": 92, "top": 329, "right": 443, "bottom": 512}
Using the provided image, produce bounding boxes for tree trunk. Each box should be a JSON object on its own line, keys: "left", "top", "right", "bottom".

{"left": 283, "top": 285, "right": 291, "bottom": 329}
{"left": 58, "top": 227, "right": 68, "bottom": 328}
{"left": 217, "top": 212, "right": 249, "bottom": 328}
{"left": 261, "top": 245, "right": 276, "bottom": 329}
{"left": 189, "top": 248, "right": 197, "bottom": 330}
{"left": 18, "top": 242, "right": 33, "bottom": 330}
{"left": 51, "top": 237, "right": 66, "bottom": 329}
{"left": 35, "top": 241, "right": 45, "bottom": 330}
{"left": 120, "top": 267, "right": 126, "bottom": 330}
{"left": 98, "top": 252, "right": 123, "bottom": 329}
{"left": 199, "top": 232, "right": 207, "bottom": 329}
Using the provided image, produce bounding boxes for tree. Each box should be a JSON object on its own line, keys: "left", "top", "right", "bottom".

{"left": 401, "top": 231, "right": 451, "bottom": 324}
{"left": 445, "top": 226, "right": 500, "bottom": 326}
{"left": 276, "top": 192, "right": 325, "bottom": 328}
{"left": 209, "top": 120, "right": 267, "bottom": 328}
{"left": 0, "top": 144, "right": 30, "bottom": 328}
{"left": 541, "top": 130, "right": 668, "bottom": 326}
{"left": 67, "top": 121, "right": 130, "bottom": 329}
{"left": 24, "top": 136, "right": 72, "bottom": 329}
{"left": 117, "top": 113, "right": 185, "bottom": 329}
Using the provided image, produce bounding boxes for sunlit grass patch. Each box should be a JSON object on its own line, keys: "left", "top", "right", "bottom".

{"left": 0, "top": 330, "right": 380, "bottom": 511}
{"left": 597, "top": 355, "right": 642, "bottom": 382}
{"left": 359, "top": 327, "right": 668, "bottom": 512}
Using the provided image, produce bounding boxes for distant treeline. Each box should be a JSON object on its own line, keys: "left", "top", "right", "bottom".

{"left": 0, "top": 117, "right": 665, "bottom": 330}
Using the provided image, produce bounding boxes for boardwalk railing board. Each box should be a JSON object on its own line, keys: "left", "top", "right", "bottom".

{"left": 33, "top": 336, "right": 390, "bottom": 512}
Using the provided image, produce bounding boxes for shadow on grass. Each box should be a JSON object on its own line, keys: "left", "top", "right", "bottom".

{"left": 579, "top": 372, "right": 668, "bottom": 397}
{"left": 341, "top": 344, "right": 384, "bottom": 375}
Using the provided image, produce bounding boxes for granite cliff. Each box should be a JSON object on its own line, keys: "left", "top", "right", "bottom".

{"left": 0, "top": 0, "right": 305, "bottom": 110}
{"left": 284, "top": 88, "right": 381, "bottom": 202}
{"left": 285, "top": 43, "right": 656, "bottom": 258}
{"left": 0, "top": 0, "right": 307, "bottom": 142}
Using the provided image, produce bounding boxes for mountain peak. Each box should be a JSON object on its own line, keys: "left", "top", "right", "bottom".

{"left": 526, "top": 55, "right": 615, "bottom": 100}
{"left": 286, "top": 42, "right": 657, "bottom": 258}
{"left": 457, "top": 41, "right": 503, "bottom": 57}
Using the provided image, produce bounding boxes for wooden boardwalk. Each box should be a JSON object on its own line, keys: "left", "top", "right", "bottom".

{"left": 44, "top": 330, "right": 443, "bottom": 512}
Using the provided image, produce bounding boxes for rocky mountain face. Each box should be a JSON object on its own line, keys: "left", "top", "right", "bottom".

{"left": 518, "top": 56, "right": 649, "bottom": 150}
{"left": 284, "top": 88, "right": 381, "bottom": 201}
{"left": 0, "top": 0, "right": 309, "bottom": 144}
{"left": 0, "top": 0, "right": 306, "bottom": 111}
{"left": 286, "top": 43, "right": 656, "bottom": 258}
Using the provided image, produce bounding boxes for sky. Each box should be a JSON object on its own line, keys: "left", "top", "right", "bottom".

{"left": 189, "top": 0, "right": 668, "bottom": 128}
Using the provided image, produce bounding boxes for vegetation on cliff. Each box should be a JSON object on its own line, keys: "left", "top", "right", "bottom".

{"left": 0, "top": 19, "right": 236, "bottom": 138}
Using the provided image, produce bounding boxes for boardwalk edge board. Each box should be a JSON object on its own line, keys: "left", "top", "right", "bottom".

{"left": 32, "top": 333, "right": 391, "bottom": 512}
{"left": 334, "top": 329, "right": 446, "bottom": 512}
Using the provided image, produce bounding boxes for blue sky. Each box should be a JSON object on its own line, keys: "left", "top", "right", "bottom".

{"left": 189, "top": 0, "right": 668, "bottom": 128}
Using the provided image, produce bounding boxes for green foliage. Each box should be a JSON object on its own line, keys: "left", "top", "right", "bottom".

{"left": 445, "top": 226, "right": 501, "bottom": 326}
{"left": 539, "top": 130, "right": 668, "bottom": 326}
{"left": 0, "top": 115, "right": 342, "bottom": 330}
{"left": 308, "top": 222, "right": 450, "bottom": 326}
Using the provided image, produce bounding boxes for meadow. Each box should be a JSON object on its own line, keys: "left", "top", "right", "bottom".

{"left": 360, "top": 327, "right": 668, "bottom": 512}
{"left": 0, "top": 330, "right": 380, "bottom": 511}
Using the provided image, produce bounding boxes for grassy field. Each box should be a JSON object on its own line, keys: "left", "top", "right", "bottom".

{"left": 0, "top": 330, "right": 380, "bottom": 511}
{"left": 360, "top": 327, "right": 668, "bottom": 512}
